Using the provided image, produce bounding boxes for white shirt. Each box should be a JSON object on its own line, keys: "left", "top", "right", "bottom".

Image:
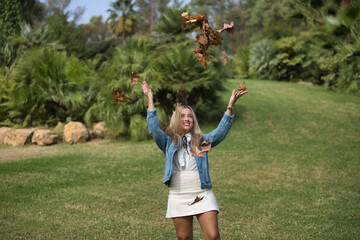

{"left": 171, "top": 133, "right": 197, "bottom": 174}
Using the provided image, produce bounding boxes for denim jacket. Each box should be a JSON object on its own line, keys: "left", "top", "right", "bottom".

{"left": 147, "top": 109, "right": 234, "bottom": 189}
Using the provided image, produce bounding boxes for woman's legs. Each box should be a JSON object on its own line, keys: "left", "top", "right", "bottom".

{"left": 196, "top": 211, "right": 221, "bottom": 240}
{"left": 172, "top": 215, "right": 194, "bottom": 240}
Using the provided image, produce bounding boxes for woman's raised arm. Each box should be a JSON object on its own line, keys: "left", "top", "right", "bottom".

{"left": 142, "top": 81, "right": 154, "bottom": 110}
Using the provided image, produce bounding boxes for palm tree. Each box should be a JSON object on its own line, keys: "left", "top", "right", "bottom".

{"left": 107, "top": 0, "right": 137, "bottom": 44}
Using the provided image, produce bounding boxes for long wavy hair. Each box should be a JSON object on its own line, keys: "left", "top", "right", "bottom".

{"left": 165, "top": 103, "right": 203, "bottom": 148}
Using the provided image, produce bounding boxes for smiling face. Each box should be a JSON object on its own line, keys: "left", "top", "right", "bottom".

{"left": 180, "top": 108, "right": 194, "bottom": 134}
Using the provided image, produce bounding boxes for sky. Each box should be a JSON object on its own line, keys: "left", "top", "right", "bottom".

{"left": 40, "top": 0, "right": 190, "bottom": 25}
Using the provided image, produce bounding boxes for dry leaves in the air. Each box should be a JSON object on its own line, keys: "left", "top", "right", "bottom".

{"left": 112, "top": 87, "right": 132, "bottom": 103}
{"left": 189, "top": 196, "right": 204, "bottom": 206}
{"left": 131, "top": 72, "right": 140, "bottom": 85}
{"left": 182, "top": 12, "right": 234, "bottom": 69}
{"left": 221, "top": 50, "right": 228, "bottom": 65}
{"left": 190, "top": 140, "right": 212, "bottom": 157}
{"left": 237, "top": 81, "right": 247, "bottom": 91}
{"left": 216, "top": 21, "right": 234, "bottom": 35}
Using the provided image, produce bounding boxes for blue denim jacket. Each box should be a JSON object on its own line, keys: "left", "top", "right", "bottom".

{"left": 147, "top": 109, "right": 234, "bottom": 189}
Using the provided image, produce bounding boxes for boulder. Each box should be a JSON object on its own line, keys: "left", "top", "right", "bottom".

{"left": 63, "top": 121, "right": 89, "bottom": 144}
{"left": 0, "top": 127, "right": 12, "bottom": 144}
{"left": 31, "top": 129, "right": 59, "bottom": 146}
{"left": 4, "top": 128, "right": 36, "bottom": 147}
{"left": 90, "top": 122, "right": 106, "bottom": 139}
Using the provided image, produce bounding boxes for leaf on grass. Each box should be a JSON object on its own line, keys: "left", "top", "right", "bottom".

{"left": 221, "top": 50, "right": 228, "bottom": 65}
{"left": 216, "top": 21, "right": 234, "bottom": 35}
{"left": 131, "top": 72, "right": 140, "bottom": 85}
{"left": 112, "top": 87, "right": 132, "bottom": 103}
{"left": 190, "top": 140, "right": 212, "bottom": 157}
{"left": 237, "top": 81, "right": 247, "bottom": 91}
{"left": 189, "top": 196, "right": 204, "bottom": 206}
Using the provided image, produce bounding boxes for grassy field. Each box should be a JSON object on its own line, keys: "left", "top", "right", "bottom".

{"left": 1, "top": 79, "right": 359, "bottom": 239}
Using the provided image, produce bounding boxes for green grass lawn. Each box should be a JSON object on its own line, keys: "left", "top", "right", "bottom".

{"left": 1, "top": 79, "right": 359, "bottom": 239}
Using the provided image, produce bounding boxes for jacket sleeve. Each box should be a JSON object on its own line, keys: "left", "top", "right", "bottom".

{"left": 203, "top": 112, "right": 234, "bottom": 148}
{"left": 147, "top": 109, "right": 168, "bottom": 152}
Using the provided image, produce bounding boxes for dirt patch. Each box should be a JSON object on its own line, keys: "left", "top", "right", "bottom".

{"left": 0, "top": 139, "right": 111, "bottom": 163}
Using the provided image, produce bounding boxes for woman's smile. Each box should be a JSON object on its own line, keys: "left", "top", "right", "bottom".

{"left": 180, "top": 108, "right": 194, "bottom": 133}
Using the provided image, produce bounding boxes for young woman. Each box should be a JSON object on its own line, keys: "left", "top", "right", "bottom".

{"left": 142, "top": 81, "right": 247, "bottom": 240}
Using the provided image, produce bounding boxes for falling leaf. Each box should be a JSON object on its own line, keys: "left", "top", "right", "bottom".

{"left": 131, "top": 72, "right": 140, "bottom": 85}
{"left": 221, "top": 50, "right": 228, "bottom": 65}
{"left": 192, "top": 49, "right": 207, "bottom": 69}
{"left": 181, "top": 12, "right": 227, "bottom": 69}
{"left": 200, "top": 140, "right": 212, "bottom": 152}
{"left": 196, "top": 34, "right": 208, "bottom": 46}
{"left": 190, "top": 140, "right": 212, "bottom": 157}
{"left": 237, "top": 81, "right": 247, "bottom": 91}
{"left": 112, "top": 87, "right": 132, "bottom": 103}
{"left": 216, "top": 21, "right": 234, "bottom": 35}
{"left": 189, "top": 196, "right": 204, "bottom": 206}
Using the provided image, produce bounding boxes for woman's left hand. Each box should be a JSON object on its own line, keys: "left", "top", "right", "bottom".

{"left": 228, "top": 89, "right": 247, "bottom": 107}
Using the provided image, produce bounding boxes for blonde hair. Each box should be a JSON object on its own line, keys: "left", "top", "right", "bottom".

{"left": 165, "top": 103, "right": 203, "bottom": 148}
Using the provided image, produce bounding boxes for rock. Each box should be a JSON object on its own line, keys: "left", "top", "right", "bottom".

{"left": 31, "top": 129, "right": 59, "bottom": 146}
{"left": 90, "top": 122, "right": 106, "bottom": 139}
{"left": 63, "top": 121, "right": 89, "bottom": 144}
{"left": 4, "top": 128, "right": 36, "bottom": 147}
{"left": 0, "top": 127, "right": 12, "bottom": 144}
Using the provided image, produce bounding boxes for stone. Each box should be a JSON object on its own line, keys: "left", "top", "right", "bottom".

{"left": 32, "top": 129, "right": 59, "bottom": 146}
{"left": 4, "top": 128, "right": 36, "bottom": 147}
{"left": 0, "top": 127, "right": 12, "bottom": 144}
{"left": 63, "top": 121, "right": 89, "bottom": 144}
{"left": 90, "top": 122, "right": 106, "bottom": 139}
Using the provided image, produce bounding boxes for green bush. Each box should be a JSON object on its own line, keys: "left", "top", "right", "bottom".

{"left": 1, "top": 47, "right": 92, "bottom": 127}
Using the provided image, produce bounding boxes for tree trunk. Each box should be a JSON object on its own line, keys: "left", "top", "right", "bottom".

{"left": 176, "top": 89, "right": 187, "bottom": 104}
{"left": 149, "top": 0, "right": 153, "bottom": 35}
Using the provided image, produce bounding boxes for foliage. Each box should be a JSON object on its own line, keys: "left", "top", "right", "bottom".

{"left": 154, "top": 44, "right": 228, "bottom": 120}
{"left": 84, "top": 38, "right": 164, "bottom": 141}
{"left": 248, "top": 39, "right": 278, "bottom": 80}
{"left": 1, "top": 47, "right": 92, "bottom": 127}
{"left": 233, "top": 47, "right": 250, "bottom": 78}
{"left": 107, "top": 0, "right": 137, "bottom": 42}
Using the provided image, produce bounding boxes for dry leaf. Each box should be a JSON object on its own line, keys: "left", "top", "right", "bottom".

{"left": 216, "top": 21, "right": 234, "bottom": 35}
{"left": 112, "top": 87, "right": 132, "bottom": 103}
{"left": 190, "top": 140, "right": 212, "bottom": 157}
{"left": 189, "top": 196, "right": 204, "bottom": 206}
{"left": 131, "top": 72, "right": 140, "bottom": 85}
{"left": 200, "top": 140, "right": 212, "bottom": 152}
{"left": 221, "top": 50, "right": 228, "bottom": 65}
{"left": 237, "top": 81, "right": 247, "bottom": 91}
{"left": 182, "top": 12, "right": 226, "bottom": 69}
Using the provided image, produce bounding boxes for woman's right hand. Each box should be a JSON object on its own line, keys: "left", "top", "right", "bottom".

{"left": 142, "top": 81, "right": 153, "bottom": 99}
{"left": 142, "top": 81, "right": 155, "bottom": 110}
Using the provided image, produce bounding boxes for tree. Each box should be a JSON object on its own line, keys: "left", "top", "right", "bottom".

{"left": 107, "top": 0, "right": 137, "bottom": 43}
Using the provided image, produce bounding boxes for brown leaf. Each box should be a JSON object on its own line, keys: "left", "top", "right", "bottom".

{"left": 112, "top": 87, "right": 132, "bottom": 103}
{"left": 237, "top": 81, "right": 248, "bottom": 91}
{"left": 190, "top": 140, "right": 212, "bottom": 157}
{"left": 193, "top": 52, "right": 207, "bottom": 70}
{"left": 182, "top": 12, "right": 227, "bottom": 69}
{"left": 221, "top": 50, "right": 228, "bottom": 65}
{"left": 189, "top": 196, "right": 204, "bottom": 206}
{"left": 216, "top": 21, "right": 234, "bottom": 35}
{"left": 196, "top": 34, "right": 208, "bottom": 46}
{"left": 200, "top": 140, "right": 212, "bottom": 152}
{"left": 131, "top": 72, "right": 140, "bottom": 85}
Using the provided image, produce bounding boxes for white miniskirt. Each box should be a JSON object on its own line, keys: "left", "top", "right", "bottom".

{"left": 166, "top": 171, "right": 219, "bottom": 218}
